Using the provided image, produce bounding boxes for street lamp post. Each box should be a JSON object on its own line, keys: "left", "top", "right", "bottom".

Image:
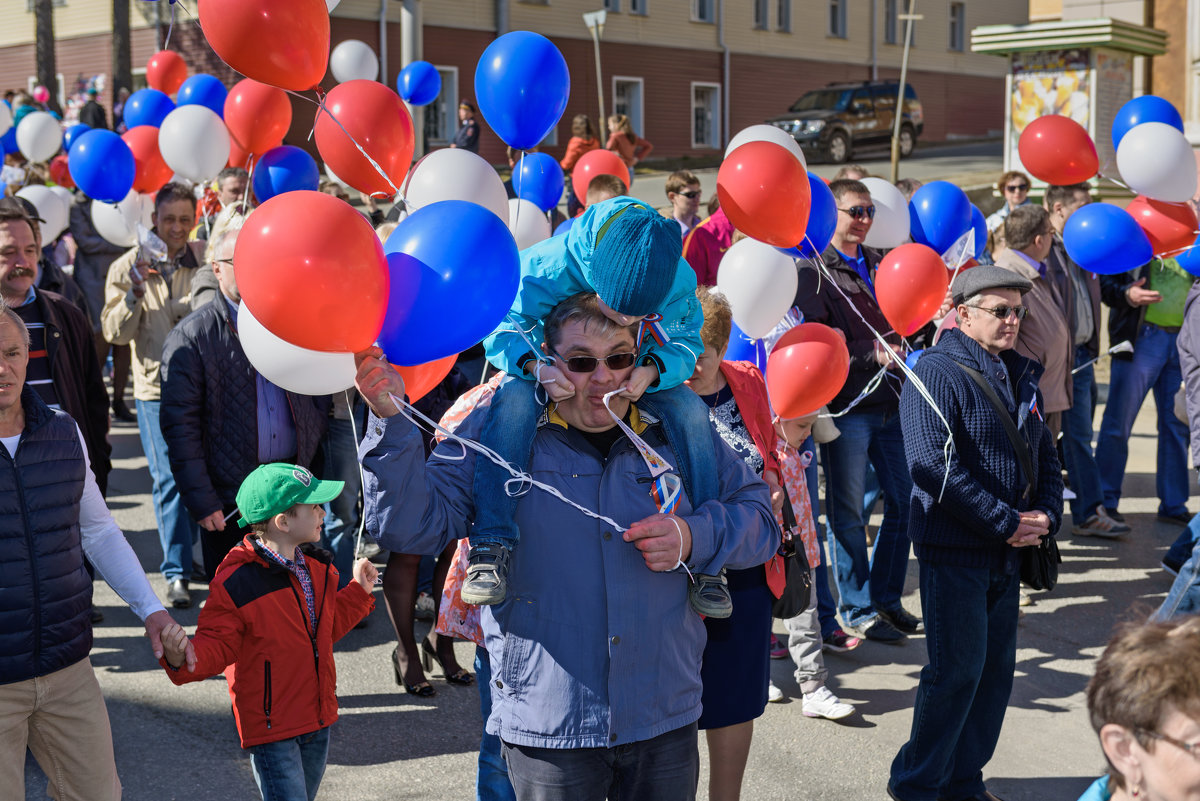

{"left": 890, "top": 0, "right": 922, "bottom": 183}
{"left": 583, "top": 10, "right": 607, "bottom": 130}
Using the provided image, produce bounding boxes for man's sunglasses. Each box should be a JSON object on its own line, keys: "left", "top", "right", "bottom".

{"left": 965, "top": 304, "right": 1029, "bottom": 321}
{"left": 675, "top": 190, "right": 702, "bottom": 199}
{"left": 1005, "top": 183, "right": 1030, "bottom": 192}
{"left": 837, "top": 205, "right": 876, "bottom": 220}
{"left": 552, "top": 351, "right": 638, "bottom": 373}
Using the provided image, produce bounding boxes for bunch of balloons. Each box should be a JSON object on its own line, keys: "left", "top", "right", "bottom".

{"left": 1113, "top": 96, "right": 1196, "bottom": 203}
{"left": 717, "top": 126, "right": 811, "bottom": 248}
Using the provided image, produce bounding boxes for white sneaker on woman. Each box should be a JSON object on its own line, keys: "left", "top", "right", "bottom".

{"left": 801, "top": 686, "right": 854, "bottom": 720}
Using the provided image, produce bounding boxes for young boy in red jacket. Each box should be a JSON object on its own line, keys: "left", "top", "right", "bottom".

{"left": 159, "top": 463, "right": 377, "bottom": 801}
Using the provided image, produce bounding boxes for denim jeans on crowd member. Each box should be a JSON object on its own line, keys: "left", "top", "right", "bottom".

{"left": 889, "top": 561, "right": 1020, "bottom": 801}
{"left": 1060, "top": 345, "right": 1106, "bottom": 525}
{"left": 820, "top": 411, "right": 913, "bottom": 628}
{"left": 1095, "top": 324, "right": 1191, "bottom": 517}
{"left": 806, "top": 437, "right": 839, "bottom": 638}
{"left": 1155, "top": 536, "right": 1200, "bottom": 620}
{"left": 136, "top": 399, "right": 197, "bottom": 582}
{"left": 475, "top": 646, "right": 517, "bottom": 801}
{"left": 501, "top": 723, "right": 699, "bottom": 801}
{"left": 248, "top": 726, "right": 330, "bottom": 801}
{"left": 1165, "top": 507, "right": 1200, "bottom": 569}
{"left": 321, "top": 416, "right": 360, "bottom": 588}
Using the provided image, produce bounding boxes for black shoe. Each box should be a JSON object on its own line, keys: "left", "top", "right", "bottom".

{"left": 166, "top": 579, "right": 191, "bottom": 609}
{"left": 1163, "top": 556, "right": 1185, "bottom": 576}
{"left": 689, "top": 571, "right": 733, "bottom": 618}
{"left": 90, "top": 607, "right": 104, "bottom": 624}
{"left": 1104, "top": 507, "right": 1125, "bottom": 523}
{"left": 461, "top": 543, "right": 511, "bottom": 606}
{"left": 112, "top": 398, "right": 136, "bottom": 423}
{"left": 878, "top": 606, "right": 923, "bottom": 634}
{"left": 420, "top": 637, "right": 474, "bottom": 685}
{"left": 391, "top": 645, "right": 435, "bottom": 697}
{"left": 862, "top": 617, "right": 906, "bottom": 643}
{"left": 1158, "top": 510, "right": 1194, "bottom": 525}
{"left": 940, "top": 791, "right": 1007, "bottom": 801}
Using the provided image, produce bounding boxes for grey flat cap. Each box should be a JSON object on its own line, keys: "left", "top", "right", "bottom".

{"left": 951, "top": 265, "right": 1032, "bottom": 305}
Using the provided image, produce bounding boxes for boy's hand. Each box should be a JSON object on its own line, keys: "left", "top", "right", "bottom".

{"left": 153, "top": 616, "right": 195, "bottom": 671}
{"left": 618, "top": 365, "right": 658, "bottom": 401}
{"left": 533, "top": 362, "right": 575, "bottom": 402}
{"left": 354, "top": 346, "right": 406, "bottom": 418}
{"left": 352, "top": 557, "right": 379, "bottom": 593}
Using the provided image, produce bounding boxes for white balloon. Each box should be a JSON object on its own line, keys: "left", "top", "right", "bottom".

{"left": 326, "top": 0, "right": 341, "bottom": 11}
{"left": 0, "top": 103, "right": 12, "bottom": 137}
{"left": 16, "top": 111, "right": 62, "bottom": 163}
{"left": 725, "top": 124, "right": 807, "bottom": 170}
{"left": 716, "top": 238, "right": 799, "bottom": 340}
{"left": 330, "top": 40, "right": 379, "bottom": 84}
{"left": 158, "top": 105, "right": 230, "bottom": 184}
{"left": 17, "top": 184, "right": 69, "bottom": 242}
{"left": 48, "top": 185, "right": 74, "bottom": 209}
{"left": 237, "top": 303, "right": 357, "bottom": 396}
{"left": 91, "top": 190, "right": 153, "bottom": 247}
{"left": 402, "top": 148, "right": 509, "bottom": 223}
{"left": 860, "top": 177, "right": 911, "bottom": 249}
{"left": 1116, "top": 122, "right": 1199, "bottom": 203}
{"left": 508, "top": 198, "right": 551, "bottom": 250}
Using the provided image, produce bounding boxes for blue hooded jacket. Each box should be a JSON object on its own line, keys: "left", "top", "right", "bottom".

{"left": 482, "top": 196, "right": 703, "bottom": 390}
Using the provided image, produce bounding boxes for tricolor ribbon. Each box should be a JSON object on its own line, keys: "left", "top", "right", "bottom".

{"left": 636, "top": 313, "right": 671, "bottom": 350}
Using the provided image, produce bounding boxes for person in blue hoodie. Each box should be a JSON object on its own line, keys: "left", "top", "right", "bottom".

{"left": 470, "top": 196, "right": 726, "bottom": 614}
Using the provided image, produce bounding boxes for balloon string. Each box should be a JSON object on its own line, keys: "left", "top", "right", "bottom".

{"left": 310, "top": 92, "right": 404, "bottom": 202}
{"left": 163, "top": 1, "right": 176, "bottom": 50}
{"left": 344, "top": 388, "right": 370, "bottom": 557}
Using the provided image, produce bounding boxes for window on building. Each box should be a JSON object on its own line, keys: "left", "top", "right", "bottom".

{"left": 777, "top": 0, "right": 791, "bottom": 32}
{"left": 423, "top": 65, "right": 459, "bottom": 146}
{"left": 949, "top": 2, "right": 965, "bottom": 51}
{"left": 612, "top": 76, "right": 645, "bottom": 140}
{"left": 604, "top": 0, "right": 620, "bottom": 11}
{"left": 884, "top": 0, "right": 898, "bottom": 43}
{"left": 692, "top": 0, "right": 714, "bottom": 23}
{"left": 754, "top": 0, "right": 768, "bottom": 29}
{"left": 829, "top": 0, "right": 847, "bottom": 38}
{"left": 630, "top": 0, "right": 647, "bottom": 14}
{"left": 25, "top": 0, "right": 67, "bottom": 10}
{"left": 692, "top": 83, "right": 721, "bottom": 148}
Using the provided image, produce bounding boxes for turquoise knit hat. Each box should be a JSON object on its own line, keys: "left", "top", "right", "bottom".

{"left": 589, "top": 204, "right": 682, "bottom": 317}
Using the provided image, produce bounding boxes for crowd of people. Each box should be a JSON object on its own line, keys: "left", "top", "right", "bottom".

{"left": 2, "top": 88, "right": 1200, "bottom": 801}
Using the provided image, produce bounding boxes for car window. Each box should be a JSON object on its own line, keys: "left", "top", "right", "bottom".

{"left": 789, "top": 89, "right": 852, "bottom": 113}
{"left": 871, "top": 86, "right": 897, "bottom": 109}
{"left": 849, "top": 90, "right": 872, "bottom": 114}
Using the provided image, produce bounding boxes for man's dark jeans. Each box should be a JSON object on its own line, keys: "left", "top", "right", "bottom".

{"left": 889, "top": 560, "right": 1020, "bottom": 801}
{"left": 501, "top": 724, "right": 699, "bottom": 801}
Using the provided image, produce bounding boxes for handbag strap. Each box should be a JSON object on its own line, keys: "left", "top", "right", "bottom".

{"left": 954, "top": 362, "right": 1033, "bottom": 504}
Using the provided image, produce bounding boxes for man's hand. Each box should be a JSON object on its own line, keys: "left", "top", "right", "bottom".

{"left": 129, "top": 260, "right": 149, "bottom": 299}
{"left": 354, "top": 346, "right": 406, "bottom": 418}
{"left": 1007, "top": 510, "right": 1050, "bottom": 547}
{"left": 198, "top": 510, "right": 225, "bottom": 532}
{"left": 352, "top": 557, "right": 379, "bottom": 593}
{"left": 532, "top": 362, "right": 575, "bottom": 402}
{"left": 624, "top": 513, "right": 691, "bottom": 572}
{"left": 617, "top": 365, "right": 659, "bottom": 401}
{"left": 1126, "top": 277, "right": 1163, "bottom": 307}
{"left": 764, "top": 469, "right": 785, "bottom": 517}
{"left": 874, "top": 342, "right": 904, "bottom": 368}
{"left": 145, "top": 610, "right": 196, "bottom": 671}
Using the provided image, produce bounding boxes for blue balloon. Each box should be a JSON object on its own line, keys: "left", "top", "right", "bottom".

{"left": 725, "top": 320, "right": 767, "bottom": 372}
{"left": 63, "top": 123, "right": 90, "bottom": 151}
{"left": 553, "top": 217, "right": 574, "bottom": 236}
{"left": 474, "top": 31, "right": 570, "bottom": 150}
{"left": 176, "top": 74, "right": 228, "bottom": 118}
{"left": 251, "top": 146, "right": 320, "bottom": 203}
{"left": 1176, "top": 239, "right": 1200, "bottom": 277}
{"left": 68, "top": 129, "right": 134, "bottom": 203}
{"left": 123, "top": 88, "right": 175, "bottom": 129}
{"left": 1063, "top": 203, "right": 1153, "bottom": 276}
{"left": 379, "top": 200, "right": 521, "bottom": 365}
{"left": 909, "top": 180, "right": 972, "bottom": 255}
{"left": 514, "top": 152, "right": 564, "bottom": 212}
{"left": 0, "top": 127, "right": 16, "bottom": 155}
{"left": 1112, "top": 95, "right": 1184, "bottom": 151}
{"left": 397, "top": 61, "right": 442, "bottom": 106}
{"left": 970, "top": 204, "right": 987, "bottom": 259}
{"left": 797, "top": 172, "right": 836, "bottom": 258}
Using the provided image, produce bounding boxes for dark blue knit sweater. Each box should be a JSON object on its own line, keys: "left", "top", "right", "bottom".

{"left": 900, "top": 329, "right": 1063, "bottom": 570}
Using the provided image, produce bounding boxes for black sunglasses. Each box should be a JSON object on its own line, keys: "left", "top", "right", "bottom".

{"left": 1005, "top": 183, "right": 1030, "bottom": 192}
{"left": 965, "top": 304, "right": 1029, "bottom": 321}
{"left": 552, "top": 350, "right": 638, "bottom": 373}
{"left": 675, "top": 189, "right": 702, "bottom": 199}
{"left": 838, "top": 205, "right": 876, "bottom": 220}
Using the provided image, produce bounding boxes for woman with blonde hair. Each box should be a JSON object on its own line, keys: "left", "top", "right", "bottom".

{"left": 605, "top": 113, "right": 653, "bottom": 186}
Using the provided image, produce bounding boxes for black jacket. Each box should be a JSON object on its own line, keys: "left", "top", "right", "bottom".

{"left": 160, "top": 296, "right": 331, "bottom": 520}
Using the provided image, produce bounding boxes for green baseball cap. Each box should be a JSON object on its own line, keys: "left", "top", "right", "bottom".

{"left": 235, "top": 463, "right": 344, "bottom": 528}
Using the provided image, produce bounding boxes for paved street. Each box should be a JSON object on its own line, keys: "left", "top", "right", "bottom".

{"left": 22, "top": 367, "right": 1193, "bottom": 801}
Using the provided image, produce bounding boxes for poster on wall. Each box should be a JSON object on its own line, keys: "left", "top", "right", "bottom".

{"left": 1094, "top": 49, "right": 1133, "bottom": 169}
{"left": 1006, "top": 48, "right": 1091, "bottom": 184}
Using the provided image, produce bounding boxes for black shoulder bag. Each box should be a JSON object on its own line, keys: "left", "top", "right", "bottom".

{"left": 771, "top": 485, "right": 813, "bottom": 619}
{"left": 955, "top": 364, "right": 1061, "bottom": 591}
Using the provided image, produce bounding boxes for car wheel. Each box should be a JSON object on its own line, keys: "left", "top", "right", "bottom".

{"left": 898, "top": 125, "right": 916, "bottom": 158}
{"left": 826, "top": 131, "right": 850, "bottom": 164}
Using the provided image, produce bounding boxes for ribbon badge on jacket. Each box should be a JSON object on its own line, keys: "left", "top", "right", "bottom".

{"left": 602, "top": 389, "right": 681, "bottom": 515}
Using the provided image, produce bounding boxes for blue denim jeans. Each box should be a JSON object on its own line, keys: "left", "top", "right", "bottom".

{"left": 1166, "top": 507, "right": 1200, "bottom": 568}
{"left": 501, "top": 723, "right": 699, "bottom": 801}
{"left": 136, "top": 399, "right": 198, "bottom": 582}
{"left": 889, "top": 561, "right": 1020, "bottom": 801}
{"left": 1095, "top": 325, "right": 1191, "bottom": 517}
{"left": 806, "top": 437, "right": 838, "bottom": 638}
{"left": 475, "top": 646, "right": 517, "bottom": 801}
{"left": 1061, "top": 346, "right": 1105, "bottom": 525}
{"left": 248, "top": 726, "right": 330, "bottom": 801}
{"left": 1155, "top": 534, "right": 1200, "bottom": 620}
{"left": 820, "top": 411, "right": 913, "bottom": 627}
{"left": 321, "top": 416, "right": 360, "bottom": 588}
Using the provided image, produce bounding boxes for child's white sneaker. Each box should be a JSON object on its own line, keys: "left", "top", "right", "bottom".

{"left": 801, "top": 686, "right": 854, "bottom": 720}
{"left": 767, "top": 681, "right": 784, "bottom": 703}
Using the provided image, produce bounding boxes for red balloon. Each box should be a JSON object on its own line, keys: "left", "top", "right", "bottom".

{"left": 570, "top": 149, "right": 629, "bottom": 203}
{"left": 198, "top": 0, "right": 329, "bottom": 92}
{"left": 314, "top": 80, "right": 414, "bottom": 196}
{"left": 49, "top": 154, "right": 73, "bottom": 189}
{"left": 1126, "top": 195, "right": 1199, "bottom": 257}
{"left": 875, "top": 243, "right": 950, "bottom": 337}
{"left": 121, "top": 126, "right": 173, "bottom": 194}
{"left": 224, "top": 79, "right": 293, "bottom": 156}
{"left": 1017, "top": 116, "right": 1098, "bottom": 185}
{"left": 716, "top": 141, "right": 811, "bottom": 247}
{"left": 146, "top": 50, "right": 188, "bottom": 95}
{"left": 234, "top": 190, "right": 390, "bottom": 352}
{"left": 396, "top": 355, "right": 457, "bottom": 404}
{"left": 766, "top": 323, "right": 850, "bottom": 419}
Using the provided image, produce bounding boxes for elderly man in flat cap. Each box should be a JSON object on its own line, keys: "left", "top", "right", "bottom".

{"left": 888, "top": 266, "right": 1063, "bottom": 801}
